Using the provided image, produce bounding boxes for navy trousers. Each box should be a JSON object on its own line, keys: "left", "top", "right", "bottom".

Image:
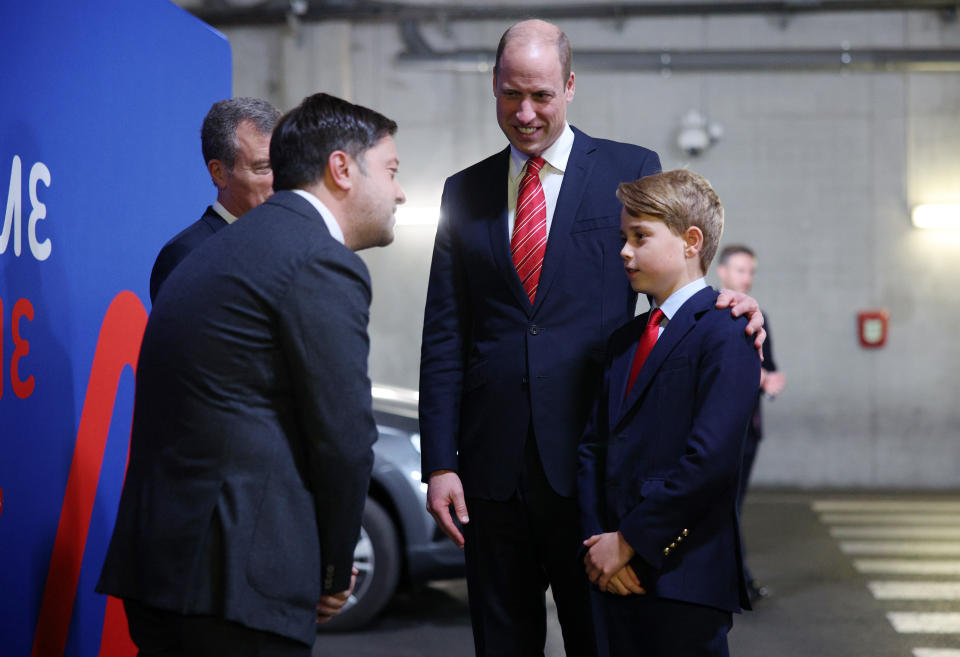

{"left": 462, "top": 435, "right": 597, "bottom": 657}
{"left": 593, "top": 591, "right": 732, "bottom": 657}
{"left": 123, "top": 599, "right": 311, "bottom": 657}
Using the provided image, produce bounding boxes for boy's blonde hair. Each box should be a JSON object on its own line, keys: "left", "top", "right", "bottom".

{"left": 616, "top": 169, "right": 724, "bottom": 274}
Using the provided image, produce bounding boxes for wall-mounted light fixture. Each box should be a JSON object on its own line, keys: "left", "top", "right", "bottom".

{"left": 396, "top": 206, "right": 441, "bottom": 226}
{"left": 912, "top": 204, "right": 960, "bottom": 229}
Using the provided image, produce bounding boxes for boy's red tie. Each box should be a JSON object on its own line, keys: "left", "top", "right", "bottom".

{"left": 511, "top": 156, "right": 548, "bottom": 303}
{"left": 625, "top": 308, "right": 665, "bottom": 398}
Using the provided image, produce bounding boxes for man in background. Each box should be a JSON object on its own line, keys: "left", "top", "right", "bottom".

{"left": 98, "top": 92, "right": 405, "bottom": 656}
{"left": 716, "top": 243, "right": 786, "bottom": 602}
{"left": 149, "top": 96, "right": 280, "bottom": 301}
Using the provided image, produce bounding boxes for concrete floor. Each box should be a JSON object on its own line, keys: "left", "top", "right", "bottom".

{"left": 314, "top": 490, "right": 960, "bottom": 657}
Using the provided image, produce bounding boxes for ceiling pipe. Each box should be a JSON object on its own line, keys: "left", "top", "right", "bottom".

{"left": 395, "top": 45, "right": 960, "bottom": 73}
{"left": 191, "top": 0, "right": 959, "bottom": 27}
{"left": 395, "top": 18, "right": 960, "bottom": 72}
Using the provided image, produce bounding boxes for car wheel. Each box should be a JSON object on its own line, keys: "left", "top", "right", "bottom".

{"left": 317, "top": 498, "right": 401, "bottom": 632}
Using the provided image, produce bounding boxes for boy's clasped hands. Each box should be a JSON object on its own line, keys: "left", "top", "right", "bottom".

{"left": 583, "top": 531, "right": 647, "bottom": 597}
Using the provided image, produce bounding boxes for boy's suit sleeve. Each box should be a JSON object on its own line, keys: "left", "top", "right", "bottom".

{"left": 578, "top": 322, "right": 635, "bottom": 545}
{"left": 619, "top": 314, "right": 760, "bottom": 572}
{"left": 577, "top": 365, "right": 610, "bottom": 545}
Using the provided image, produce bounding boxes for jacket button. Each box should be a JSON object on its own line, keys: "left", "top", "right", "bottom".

{"left": 669, "top": 542, "right": 677, "bottom": 549}
{"left": 682, "top": 529, "right": 689, "bottom": 537}
{"left": 663, "top": 547, "right": 671, "bottom": 556}
{"left": 529, "top": 324, "right": 539, "bottom": 335}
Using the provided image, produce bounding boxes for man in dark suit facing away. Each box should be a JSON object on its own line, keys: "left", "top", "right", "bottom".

{"left": 98, "top": 93, "right": 406, "bottom": 656}
{"left": 149, "top": 96, "right": 280, "bottom": 302}
{"left": 419, "top": 19, "right": 765, "bottom": 657}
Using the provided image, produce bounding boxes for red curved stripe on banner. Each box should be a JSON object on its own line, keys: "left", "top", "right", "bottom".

{"left": 31, "top": 290, "right": 147, "bottom": 657}
{"left": 98, "top": 591, "right": 137, "bottom": 656}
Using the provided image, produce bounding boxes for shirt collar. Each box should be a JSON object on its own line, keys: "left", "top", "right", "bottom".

{"left": 509, "top": 123, "right": 575, "bottom": 181}
{"left": 212, "top": 200, "right": 238, "bottom": 225}
{"left": 291, "top": 189, "right": 346, "bottom": 245}
{"left": 652, "top": 278, "right": 708, "bottom": 321}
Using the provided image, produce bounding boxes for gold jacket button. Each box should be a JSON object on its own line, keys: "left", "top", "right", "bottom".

{"left": 663, "top": 547, "right": 671, "bottom": 556}
{"left": 682, "top": 529, "right": 689, "bottom": 537}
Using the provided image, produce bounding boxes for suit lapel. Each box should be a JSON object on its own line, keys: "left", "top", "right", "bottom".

{"left": 608, "top": 314, "right": 647, "bottom": 427}
{"left": 531, "top": 127, "right": 595, "bottom": 315}
{"left": 486, "top": 148, "right": 534, "bottom": 311}
{"left": 615, "top": 288, "right": 717, "bottom": 428}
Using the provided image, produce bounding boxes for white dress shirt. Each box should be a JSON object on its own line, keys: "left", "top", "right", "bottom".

{"left": 506, "top": 123, "right": 575, "bottom": 240}
{"left": 212, "top": 200, "right": 238, "bottom": 225}
{"left": 292, "top": 189, "right": 346, "bottom": 245}
{"left": 651, "top": 277, "right": 708, "bottom": 338}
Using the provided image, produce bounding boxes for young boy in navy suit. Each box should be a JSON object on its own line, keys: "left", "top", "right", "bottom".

{"left": 578, "top": 170, "right": 760, "bottom": 657}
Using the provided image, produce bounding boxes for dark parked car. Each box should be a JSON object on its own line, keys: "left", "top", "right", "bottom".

{"left": 318, "top": 384, "right": 464, "bottom": 631}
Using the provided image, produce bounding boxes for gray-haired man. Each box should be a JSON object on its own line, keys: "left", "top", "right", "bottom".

{"left": 149, "top": 96, "right": 280, "bottom": 301}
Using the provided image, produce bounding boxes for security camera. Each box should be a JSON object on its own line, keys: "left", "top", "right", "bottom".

{"left": 677, "top": 126, "right": 710, "bottom": 157}
{"left": 676, "top": 109, "right": 722, "bottom": 158}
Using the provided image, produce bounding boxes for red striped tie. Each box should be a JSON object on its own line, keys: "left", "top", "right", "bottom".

{"left": 511, "top": 156, "right": 548, "bottom": 304}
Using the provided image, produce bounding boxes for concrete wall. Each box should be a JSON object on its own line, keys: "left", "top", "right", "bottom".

{"left": 209, "top": 6, "right": 960, "bottom": 487}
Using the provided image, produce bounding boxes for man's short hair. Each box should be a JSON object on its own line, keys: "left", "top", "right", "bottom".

{"left": 270, "top": 92, "right": 398, "bottom": 192}
{"left": 494, "top": 22, "right": 573, "bottom": 83}
{"left": 201, "top": 97, "right": 280, "bottom": 168}
{"left": 617, "top": 170, "right": 724, "bottom": 274}
{"left": 717, "top": 244, "right": 755, "bottom": 266}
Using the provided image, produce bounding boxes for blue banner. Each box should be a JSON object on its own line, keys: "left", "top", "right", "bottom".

{"left": 0, "top": 2, "right": 231, "bottom": 655}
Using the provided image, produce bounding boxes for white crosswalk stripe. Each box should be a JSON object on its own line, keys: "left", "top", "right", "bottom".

{"left": 887, "top": 612, "right": 960, "bottom": 633}
{"left": 813, "top": 500, "right": 960, "bottom": 512}
{"left": 855, "top": 559, "right": 960, "bottom": 575}
{"left": 821, "top": 513, "right": 960, "bottom": 526}
{"left": 869, "top": 581, "right": 960, "bottom": 599}
{"left": 840, "top": 541, "right": 960, "bottom": 556}
{"left": 815, "top": 496, "right": 960, "bottom": 650}
{"left": 831, "top": 526, "right": 960, "bottom": 539}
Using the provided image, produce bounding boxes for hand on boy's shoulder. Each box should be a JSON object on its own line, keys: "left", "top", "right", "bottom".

{"left": 716, "top": 288, "right": 767, "bottom": 357}
{"left": 702, "top": 304, "right": 759, "bottom": 355}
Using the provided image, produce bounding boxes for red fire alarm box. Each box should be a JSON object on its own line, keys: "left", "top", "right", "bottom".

{"left": 858, "top": 310, "right": 888, "bottom": 348}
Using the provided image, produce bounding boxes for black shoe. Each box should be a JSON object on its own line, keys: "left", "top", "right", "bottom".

{"left": 747, "top": 579, "right": 771, "bottom": 604}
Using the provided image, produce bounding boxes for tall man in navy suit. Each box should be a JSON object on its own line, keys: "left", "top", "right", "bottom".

{"left": 149, "top": 97, "right": 280, "bottom": 302}
{"left": 99, "top": 93, "right": 406, "bottom": 656}
{"left": 419, "top": 19, "right": 764, "bottom": 657}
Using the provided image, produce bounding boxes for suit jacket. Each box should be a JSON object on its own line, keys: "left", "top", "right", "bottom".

{"left": 149, "top": 205, "right": 227, "bottom": 302}
{"left": 98, "top": 191, "right": 377, "bottom": 645}
{"left": 578, "top": 287, "right": 759, "bottom": 614}
{"left": 420, "top": 127, "right": 661, "bottom": 500}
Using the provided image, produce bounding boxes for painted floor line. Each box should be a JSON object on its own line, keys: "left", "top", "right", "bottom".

{"left": 820, "top": 513, "right": 960, "bottom": 526}
{"left": 831, "top": 526, "right": 960, "bottom": 539}
{"left": 813, "top": 500, "right": 960, "bottom": 513}
{"left": 869, "top": 581, "right": 960, "bottom": 599}
{"left": 913, "top": 649, "right": 960, "bottom": 657}
{"left": 840, "top": 541, "right": 960, "bottom": 556}
{"left": 887, "top": 612, "right": 960, "bottom": 633}
{"left": 854, "top": 559, "right": 960, "bottom": 575}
